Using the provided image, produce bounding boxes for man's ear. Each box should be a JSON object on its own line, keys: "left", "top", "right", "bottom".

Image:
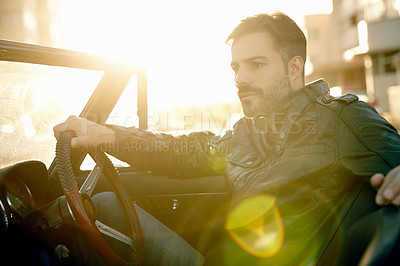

{"left": 288, "top": 56, "right": 304, "bottom": 85}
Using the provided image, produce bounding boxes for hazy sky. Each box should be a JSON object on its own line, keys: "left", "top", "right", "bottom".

{"left": 61, "top": 0, "right": 333, "bottom": 108}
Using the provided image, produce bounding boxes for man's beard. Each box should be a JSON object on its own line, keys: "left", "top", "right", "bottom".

{"left": 238, "top": 74, "right": 291, "bottom": 118}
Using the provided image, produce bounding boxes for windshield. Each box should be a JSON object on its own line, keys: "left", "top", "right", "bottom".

{"left": 0, "top": 61, "right": 103, "bottom": 168}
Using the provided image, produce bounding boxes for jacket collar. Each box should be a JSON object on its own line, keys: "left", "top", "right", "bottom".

{"left": 251, "top": 79, "right": 330, "bottom": 130}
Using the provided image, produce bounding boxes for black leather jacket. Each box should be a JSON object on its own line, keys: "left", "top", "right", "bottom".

{"left": 108, "top": 79, "right": 400, "bottom": 264}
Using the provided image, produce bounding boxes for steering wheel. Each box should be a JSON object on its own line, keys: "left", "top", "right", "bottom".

{"left": 55, "top": 133, "right": 144, "bottom": 265}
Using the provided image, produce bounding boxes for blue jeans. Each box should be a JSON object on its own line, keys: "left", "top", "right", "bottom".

{"left": 89, "top": 192, "right": 205, "bottom": 266}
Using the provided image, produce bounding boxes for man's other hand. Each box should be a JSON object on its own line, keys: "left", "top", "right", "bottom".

{"left": 53, "top": 115, "right": 116, "bottom": 149}
{"left": 371, "top": 166, "right": 400, "bottom": 205}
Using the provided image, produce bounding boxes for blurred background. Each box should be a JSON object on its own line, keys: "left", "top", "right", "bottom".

{"left": 0, "top": 0, "right": 399, "bottom": 132}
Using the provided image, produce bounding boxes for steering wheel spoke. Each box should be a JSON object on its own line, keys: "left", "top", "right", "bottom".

{"left": 80, "top": 160, "right": 103, "bottom": 197}
{"left": 95, "top": 220, "right": 135, "bottom": 249}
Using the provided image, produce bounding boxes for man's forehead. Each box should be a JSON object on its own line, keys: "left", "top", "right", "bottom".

{"left": 231, "top": 32, "right": 278, "bottom": 61}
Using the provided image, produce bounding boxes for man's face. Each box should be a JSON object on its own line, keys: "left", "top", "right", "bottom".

{"left": 230, "top": 32, "right": 291, "bottom": 117}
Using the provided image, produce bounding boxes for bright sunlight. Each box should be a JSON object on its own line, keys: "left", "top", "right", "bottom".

{"left": 61, "top": 0, "right": 332, "bottom": 111}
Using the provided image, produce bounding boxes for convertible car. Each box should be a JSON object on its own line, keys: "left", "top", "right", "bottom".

{"left": 0, "top": 39, "right": 399, "bottom": 265}
{"left": 0, "top": 39, "right": 230, "bottom": 265}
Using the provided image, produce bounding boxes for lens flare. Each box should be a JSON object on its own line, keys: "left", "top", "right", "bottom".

{"left": 225, "top": 194, "right": 284, "bottom": 258}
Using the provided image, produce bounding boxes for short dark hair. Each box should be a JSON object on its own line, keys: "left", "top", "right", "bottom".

{"left": 226, "top": 11, "right": 307, "bottom": 66}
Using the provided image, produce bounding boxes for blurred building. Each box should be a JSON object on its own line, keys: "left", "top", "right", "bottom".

{"left": 304, "top": 0, "right": 400, "bottom": 115}
{"left": 0, "top": 0, "right": 63, "bottom": 47}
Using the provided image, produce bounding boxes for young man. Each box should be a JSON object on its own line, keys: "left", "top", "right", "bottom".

{"left": 54, "top": 11, "right": 400, "bottom": 265}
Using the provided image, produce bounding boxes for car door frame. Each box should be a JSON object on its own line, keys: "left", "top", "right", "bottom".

{"left": 0, "top": 39, "right": 229, "bottom": 250}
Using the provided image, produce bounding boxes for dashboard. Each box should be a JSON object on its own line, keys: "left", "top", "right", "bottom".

{"left": 0, "top": 160, "right": 50, "bottom": 232}
{"left": 2, "top": 176, "right": 34, "bottom": 225}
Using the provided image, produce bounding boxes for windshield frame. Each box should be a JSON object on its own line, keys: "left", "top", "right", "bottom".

{"left": 0, "top": 39, "right": 148, "bottom": 174}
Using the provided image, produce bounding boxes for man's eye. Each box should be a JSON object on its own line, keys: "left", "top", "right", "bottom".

{"left": 251, "top": 62, "right": 263, "bottom": 68}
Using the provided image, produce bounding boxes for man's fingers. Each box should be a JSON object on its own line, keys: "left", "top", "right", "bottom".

{"left": 53, "top": 115, "right": 92, "bottom": 141}
{"left": 373, "top": 173, "right": 388, "bottom": 205}
{"left": 53, "top": 115, "right": 116, "bottom": 151}
{"left": 66, "top": 115, "right": 78, "bottom": 121}
{"left": 370, "top": 173, "right": 384, "bottom": 189}
{"left": 71, "top": 136, "right": 88, "bottom": 149}
{"left": 382, "top": 168, "right": 400, "bottom": 199}
{"left": 375, "top": 167, "right": 400, "bottom": 205}
{"left": 53, "top": 122, "right": 70, "bottom": 139}
{"left": 70, "top": 131, "right": 108, "bottom": 149}
{"left": 53, "top": 115, "right": 79, "bottom": 139}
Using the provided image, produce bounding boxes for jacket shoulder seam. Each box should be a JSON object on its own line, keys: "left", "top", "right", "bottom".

{"left": 338, "top": 102, "right": 398, "bottom": 168}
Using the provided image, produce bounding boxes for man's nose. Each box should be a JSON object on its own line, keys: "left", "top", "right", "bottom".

{"left": 235, "top": 68, "right": 250, "bottom": 86}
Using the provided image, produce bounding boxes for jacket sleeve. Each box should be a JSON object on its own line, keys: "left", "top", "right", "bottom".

{"left": 104, "top": 125, "right": 231, "bottom": 178}
{"left": 338, "top": 100, "right": 400, "bottom": 177}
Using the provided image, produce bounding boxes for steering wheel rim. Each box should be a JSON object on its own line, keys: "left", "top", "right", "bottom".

{"left": 55, "top": 133, "right": 144, "bottom": 265}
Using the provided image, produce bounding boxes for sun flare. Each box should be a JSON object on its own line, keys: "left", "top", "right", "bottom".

{"left": 61, "top": 0, "right": 332, "bottom": 120}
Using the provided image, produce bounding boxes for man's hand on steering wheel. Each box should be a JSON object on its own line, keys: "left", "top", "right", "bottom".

{"left": 53, "top": 115, "right": 116, "bottom": 149}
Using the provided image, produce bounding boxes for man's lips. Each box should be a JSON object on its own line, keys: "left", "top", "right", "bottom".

{"left": 238, "top": 91, "right": 259, "bottom": 99}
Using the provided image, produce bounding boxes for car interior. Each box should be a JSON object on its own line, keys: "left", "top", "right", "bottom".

{"left": 1, "top": 39, "right": 400, "bottom": 265}
{"left": 0, "top": 39, "right": 230, "bottom": 264}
